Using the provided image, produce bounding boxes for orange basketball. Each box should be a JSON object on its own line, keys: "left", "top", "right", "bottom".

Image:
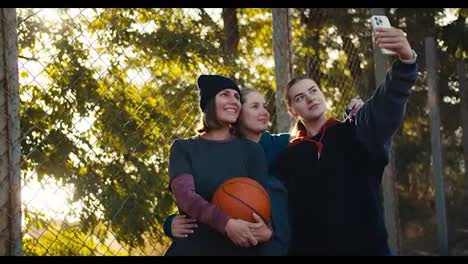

{"left": 212, "top": 177, "right": 271, "bottom": 223}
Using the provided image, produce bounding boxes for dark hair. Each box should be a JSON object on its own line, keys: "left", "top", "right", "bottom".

{"left": 283, "top": 75, "right": 311, "bottom": 138}
{"left": 196, "top": 98, "right": 224, "bottom": 134}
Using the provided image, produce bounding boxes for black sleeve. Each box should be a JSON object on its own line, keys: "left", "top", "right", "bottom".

{"left": 271, "top": 147, "right": 292, "bottom": 190}
{"left": 354, "top": 60, "right": 417, "bottom": 160}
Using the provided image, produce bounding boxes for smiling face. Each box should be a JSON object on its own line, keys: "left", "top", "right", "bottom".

{"left": 214, "top": 88, "right": 242, "bottom": 125}
{"left": 239, "top": 90, "right": 270, "bottom": 135}
{"left": 287, "top": 78, "right": 327, "bottom": 122}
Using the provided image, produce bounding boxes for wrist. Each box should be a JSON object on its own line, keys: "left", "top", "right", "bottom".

{"left": 223, "top": 218, "right": 233, "bottom": 233}
{"left": 163, "top": 214, "right": 177, "bottom": 237}
{"left": 399, "top": 49, "right": 417, "bottom": 64}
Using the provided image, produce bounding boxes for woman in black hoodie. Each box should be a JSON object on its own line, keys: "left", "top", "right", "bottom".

{"left": 273, "top": 26, "right": 418, "bottom": 256}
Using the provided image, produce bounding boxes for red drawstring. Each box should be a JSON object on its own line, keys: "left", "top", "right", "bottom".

{"left": 289, "top": 118, "right": 340, "bottom": 159}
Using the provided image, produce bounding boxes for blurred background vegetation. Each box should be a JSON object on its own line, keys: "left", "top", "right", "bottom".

{"left": 13, "top": 8, "right": 468, "bottom": 255}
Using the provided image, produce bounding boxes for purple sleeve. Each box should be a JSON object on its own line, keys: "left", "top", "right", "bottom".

{"left": 170, "top": 173, "right": 231, "bottom": 234}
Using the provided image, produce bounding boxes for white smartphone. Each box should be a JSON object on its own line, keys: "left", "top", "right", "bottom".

{"left": 371, "top": 15, "right": 397, "bottom": 55}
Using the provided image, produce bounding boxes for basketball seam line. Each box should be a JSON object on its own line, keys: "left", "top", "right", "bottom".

{"left": 221, "top": 186, "right": 268, "bottom": 223}
{"left": 227, "top": 181, "right": 270, "bottom": 200}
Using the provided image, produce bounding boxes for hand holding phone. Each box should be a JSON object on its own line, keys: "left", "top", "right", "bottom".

{"left": 371, "top": 16, "right": 414, "bottom": 61}
{"left": 371, "top": 15, "right": 397, "bottom": 55}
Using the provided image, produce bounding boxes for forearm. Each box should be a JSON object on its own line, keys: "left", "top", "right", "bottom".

{"left": 170, "top": 174, "right": 230, "bottom": 234}
{"left": 356, "top": 59, "right": 417, "bottom": 154}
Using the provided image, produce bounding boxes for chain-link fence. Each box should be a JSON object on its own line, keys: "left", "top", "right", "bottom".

{"left": 0, "top": 8, "right": 466, "bottom": 256}
{"left": 14, "top": 8, "right": 279, "bottom": 256}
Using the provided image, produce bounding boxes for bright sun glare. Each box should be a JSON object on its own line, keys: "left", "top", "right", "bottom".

{"left": 22, "top": 173, "right": 82, "bottom": 223}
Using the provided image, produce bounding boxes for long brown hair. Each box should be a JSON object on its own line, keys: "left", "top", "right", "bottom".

{"left": 283, "top": 76, "right": 311, "bottom": 138}
{"left": 196, "top": 98, "right": 224, "bottom": 134}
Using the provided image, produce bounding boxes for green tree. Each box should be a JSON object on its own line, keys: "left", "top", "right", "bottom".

{"left": 18, "top": 8, "right": 276, "bottom": 252}
{"left": 17, "top": 8, "right": 465, "bottom": 255}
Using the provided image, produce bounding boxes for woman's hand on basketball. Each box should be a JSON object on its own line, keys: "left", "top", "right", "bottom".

{"left": 248, "top": 213, "right": 272, "bottom": 243}
{"left": 171, "top": 214, "right": 197, "bottom": 238}
{"left": 225, "top": 219, "right": 258, "bottom": 247}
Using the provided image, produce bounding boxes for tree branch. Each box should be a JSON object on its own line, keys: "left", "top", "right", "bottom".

{"left": 18, "top": 55, "right": 40, "bottom": 61}
{"left": 17, "top": 10, "right": 41, "bottom": 25}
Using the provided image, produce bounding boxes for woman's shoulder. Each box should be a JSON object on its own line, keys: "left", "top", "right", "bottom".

{"left": 170, "top": 136, "right": 202, "bottom": 148}
{"left": 260, "top": 131, "right": 291, "bottom": 149}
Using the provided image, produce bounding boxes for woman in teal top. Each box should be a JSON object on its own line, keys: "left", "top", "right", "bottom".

{"left": 164, "top": 87, "right": 364, "bottom": 255}
{"left": 235, "top": 88, "right": 290, "bottom": 255}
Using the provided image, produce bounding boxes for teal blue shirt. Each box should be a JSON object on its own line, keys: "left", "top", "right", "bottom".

{"left": 258, "top": 131, "right": 291, "bottom": 256}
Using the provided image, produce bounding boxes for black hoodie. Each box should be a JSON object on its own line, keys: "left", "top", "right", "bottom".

{"left": 273, "top": 59, "right": 417, "bottom": 256}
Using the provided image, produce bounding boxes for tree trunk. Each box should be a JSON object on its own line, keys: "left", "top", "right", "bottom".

{"left": 272, "top": 8, "right": 293, "bottom": 133}
{"left": 458, "top": 59, "right": 468, "bottom": 216}
{"left": 0, "top": 8, "right": 22, "bottom": 256}
{"left": 222, "top": 8, "right": 239, "bottom": 57}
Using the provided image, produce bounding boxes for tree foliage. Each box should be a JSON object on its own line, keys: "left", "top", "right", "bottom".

{"left": 17, "top": 8, "right": 466, "bottom": 254}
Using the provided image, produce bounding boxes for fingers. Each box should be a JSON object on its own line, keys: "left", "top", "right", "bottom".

{"left": 173, "top": 230, "right": 192, "bottom": 238}
{"left": 374, "top": 35, "right": 406, "bottom": 45}
{"left": 347, "top": 98, "right": 358, "bottom": 110}
{"left": 240, "top": 227, "right": 258, "bottom": 247}
{"left": 174, "top": 214, "right": 186, "bottom": 218}
{"left": 252, "top": 213, "right": 263, "bottom": 222}
{"left": 379, "top": 42, "right": 407, "bottom": 49}
{"left": 173, "top": 215, "right": 197, "bottom": 227}
{"left": 374, "top": 28, "right": 406, "bottom": 44}
{"left": 226, "top": 219, "right": 259, "bottom": 248}
{"left": 172, "top": 215, "right": 197, "bottom": 238}
{"left": 249, "top": 213, "right": 264, "bottom": 228}
{"left": 248, "top": 223, "right": 263, "bottom": 230}
{"left": 374, "top": 28, "right": 412, "bottom": 59}
{"left": 374, "top": 30, "right": 404, "bottom": 38}
{"left": 178, "top": 218, "right": 197, "bottom": 225}
{"left": 174, "top": 215, "right": 197, "bottom": 222}
{"left": 375, "top": 27, "right": 406, "bottom": 36}
{"left": 246, "top": 233, "right": 258, "bottom": 247}
{"left": 174, "top": 223, "right": 197, "bottom": 235}
{"left": 180, "top": 222, "right": 198, "bottom": 228}
{"left": 173, "top": 214, "right": 187, "bottom": 220}
{"left": 238, "top": 238, "right": 251, "bottom": 248}
{"left": 374, "top": 37, "right": 402, "bottom": 44}
{"left": 233, "top": 235, "right": 252, "bottom": 248}
{"left": 347, "top": 98, "right": 359, "bottom": 114}
{"left": 354, "top": 102, "right": 364, "bottom": 115}
{"left": 173, "top": 226, "right": 196, "bottom": 238}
